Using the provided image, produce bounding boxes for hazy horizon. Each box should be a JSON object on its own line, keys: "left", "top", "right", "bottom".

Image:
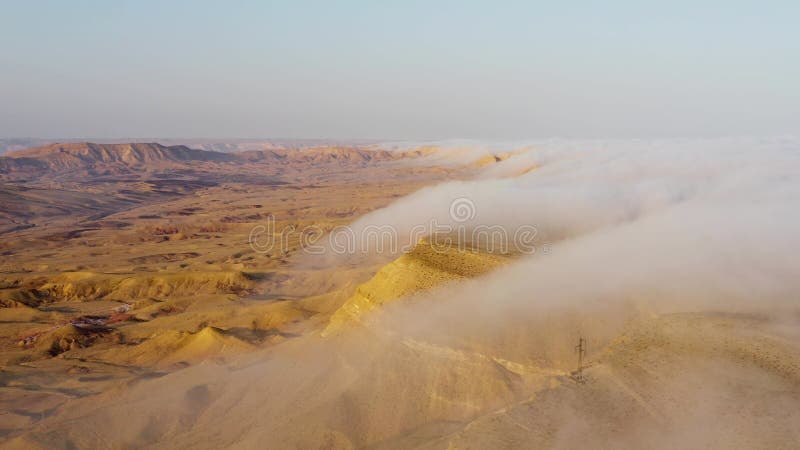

{"left": 2, "top": 1, "right": 798, "bottom": 139}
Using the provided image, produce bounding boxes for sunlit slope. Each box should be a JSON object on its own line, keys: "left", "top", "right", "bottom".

{"left": 1, "top": 271, "right": 253, "bottom": 307}
{"left": 404, "top": 312, "right": 800, "bottom": 449}
{"left": 105, "top": 326, "right": 254, "bottom": 368}
{"left": 11, "top": 311, "right": 800, "bottom": 449}
{"left": 323, "top": 240, "right": 510, "bottom": 335}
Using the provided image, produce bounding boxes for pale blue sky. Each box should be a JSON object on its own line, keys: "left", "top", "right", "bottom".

{"left": 1, "top": 1, "right": 798, "bottom": 139}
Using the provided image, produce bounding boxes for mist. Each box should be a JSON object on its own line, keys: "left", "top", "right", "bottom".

{"left": 327, "top": 136, "right": 798, "bottom": 351}
{"left": 316, "top": 136, "right": 800, "bottom": 446}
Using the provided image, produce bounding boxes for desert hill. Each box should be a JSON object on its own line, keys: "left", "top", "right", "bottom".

{"left": 0, "top": 141, "right": 441, "bottom": 234}
{"left": 0, "top": 156, "right": 47, "bottom": 174}
{"left": 101, "top": 326, "right": 254, "bottom": 367}
{"left": 6, "top": 142, "right": 233, "bottom": 162}
{"left": 324, "top": 240, "right": 510, "bottom": 335}
{"left": 238, "top": 146, "right": 401, "bottom": 164}
{"left": 7, "top": 304, "right": 798, "bottom": 449}
{"left": 0, "top": 142, "right": 421, "bottom": 182}
{"left": 1, "top": 142, "right": 233, "bottom": 173}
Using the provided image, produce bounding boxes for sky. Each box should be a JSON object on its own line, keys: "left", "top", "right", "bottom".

{"left": 1, "top": 1, "right": 798, "bottom": 139}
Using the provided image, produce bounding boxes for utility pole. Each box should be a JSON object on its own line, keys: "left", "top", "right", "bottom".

{"left": 573, "top": 336, "right": 587, "bottom": 383}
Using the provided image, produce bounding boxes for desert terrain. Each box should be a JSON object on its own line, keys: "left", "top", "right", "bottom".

{"left": 1, "top": 139, "right": 799, "bottom": 449}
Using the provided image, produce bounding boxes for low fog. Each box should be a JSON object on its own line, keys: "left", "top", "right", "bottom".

{"left": 328, "top": 136, "right": 800, "bottom": 355}
{"left": 354, "top": 137, "right": 799, "bottom": 250}
{"left": 321, "top": 136, "right": 800, "bottom": 446}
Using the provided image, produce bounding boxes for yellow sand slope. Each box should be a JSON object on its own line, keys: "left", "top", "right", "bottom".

{"left": 323, "top": 240, "right": 509, "bottom": 335}
{"left": 105, "top": 326, "right": 253, "bottom": 367}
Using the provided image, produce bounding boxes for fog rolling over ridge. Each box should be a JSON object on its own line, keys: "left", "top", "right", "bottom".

{"left": 332, "top": 136, "right": 800, "bottom": 444}
{"left": 11, "top": 137, "right": 798, "bottom": 448}
{"left": 332, "top": 137, "right": 800, "bottom": 356}
{"left": 349, "top": 137, "right": 800, "bottom": 283}
{"left": 310, "top": 136, "right": 800, "bottom": 447}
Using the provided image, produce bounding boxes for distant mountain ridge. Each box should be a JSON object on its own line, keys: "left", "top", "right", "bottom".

{"left": 5, "top": 142, "right": 232, "bottom": 168}
{"left": 0, "top": 142, "right": 415, "bottom": 180}
{"left": 238, "top": 146, "right": 400, "bottom": 164}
